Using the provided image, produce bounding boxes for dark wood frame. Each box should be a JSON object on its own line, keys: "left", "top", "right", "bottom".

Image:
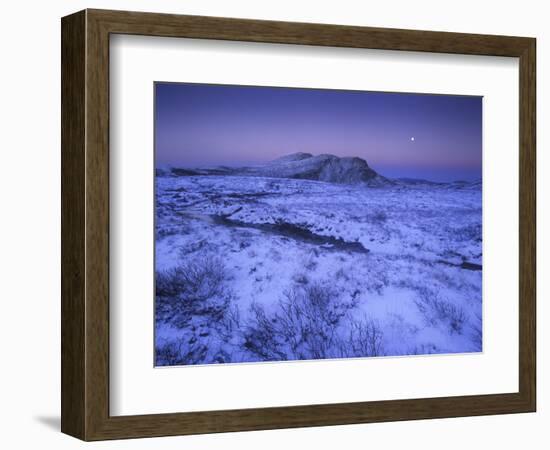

{"left": 61, "top": 8, "right": 536, "bottom": 441}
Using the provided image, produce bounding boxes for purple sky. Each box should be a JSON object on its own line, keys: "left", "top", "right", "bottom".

{"left": 155, "top": 82, "right": 482, "bottom": 182}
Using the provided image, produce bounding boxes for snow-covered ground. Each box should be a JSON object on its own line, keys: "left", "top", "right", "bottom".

{"left": 155, "top": 174, "right": 482, "bottom": 366}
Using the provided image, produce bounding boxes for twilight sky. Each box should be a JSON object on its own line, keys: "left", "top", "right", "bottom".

{"left": 155, "top": 82, "right": 482, "bottom": 182}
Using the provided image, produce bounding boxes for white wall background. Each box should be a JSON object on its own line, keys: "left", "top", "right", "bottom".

{"left": 0, "top": 1, "right": 546, "bottom": 448}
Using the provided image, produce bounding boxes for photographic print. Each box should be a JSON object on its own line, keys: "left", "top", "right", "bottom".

{"left": 154, "top": 82, "right": 482, "bottom": 366}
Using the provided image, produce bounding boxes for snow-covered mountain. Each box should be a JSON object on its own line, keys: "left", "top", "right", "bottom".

{"left": 244, "top": 152, "right": 382, "bottom": 183}
{"left": 169, "top": 152, "right": 386, "bottom": 185}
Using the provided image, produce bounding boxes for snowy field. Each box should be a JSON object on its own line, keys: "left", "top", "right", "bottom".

{"left": 155, "top": 174, "right": 482, "bottom": 366}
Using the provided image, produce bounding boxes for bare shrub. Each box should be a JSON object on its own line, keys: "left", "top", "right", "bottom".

{"left": 470, "top": 312, "right": 483, "bottom": 351}
{"left": 292, "top": 272, "right": 309, "bottom": 285}
{"left": 451, "top": 223, "right": 482, "bottom": 243}
{"left": 277, "top": 284, "right": 347, "bottom": 359}
{"left": 218, "top": 304, "right": 242, "bottom": 341}
{"left": 155, "top": 255, "right": 232, "bottom": 328}
{"left": 244, "top": 282, "right": 357, "bottom": 361}
{"left": 407, "top": 343, "right": 440, "bottom": 355}
{"left": 368, "top": 270, "right": 390, "bottom": 295}
{"left": 243, "top": 302, "right": 286, "bottom": 361}
{"left": 155, "top": 338, "right": 208, "bottom": 366}
{"left": 178, "top": 238, "right": 214, "bottom": 256}
{"left": 343, "top": 317, "right": 385, "bottom": 357}
{"left": 366, "top": 209, "right": 388, "bottom": 224}
{"left": 157, "top": 223, "right": 192, "bottom": 239}
{"left": 432, "top": 268, "right": 463, "bottom": 292}
{"left": 415, "top": 288, "right": 467, "bottom": 334}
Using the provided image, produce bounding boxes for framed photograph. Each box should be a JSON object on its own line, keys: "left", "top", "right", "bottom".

{"left": 61, "top": 9, "right": 536, "bottom": 440}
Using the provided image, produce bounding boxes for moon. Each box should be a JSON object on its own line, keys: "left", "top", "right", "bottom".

{"left": 410, "top": 137, "right": 415, "bottom": 141}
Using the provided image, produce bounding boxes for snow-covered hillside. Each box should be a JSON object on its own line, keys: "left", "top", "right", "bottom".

{"left": 155, "top": 172, "right": 482, "bottom": 366}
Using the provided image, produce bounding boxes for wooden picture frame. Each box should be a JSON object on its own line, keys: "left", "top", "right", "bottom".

{"left": 61, "top": 9, "right": 536, "bottom": 441}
